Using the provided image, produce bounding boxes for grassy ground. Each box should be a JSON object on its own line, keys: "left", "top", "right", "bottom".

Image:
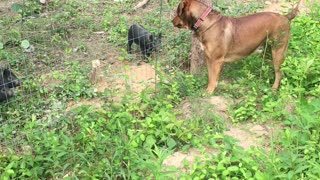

{"left": 0, "top": 0, "right": 320, "bottom": 179}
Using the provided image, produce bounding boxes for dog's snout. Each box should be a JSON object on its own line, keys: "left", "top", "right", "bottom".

{"left": 171, "top": 19, "right": 176, "bottom": 25}
{"left": 172, "top": 17, "right": 180, "bottom": 27}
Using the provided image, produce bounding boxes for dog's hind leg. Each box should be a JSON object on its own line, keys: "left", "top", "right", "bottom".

{"left": 271, "top": 40, "right": 288, "bottom": 90}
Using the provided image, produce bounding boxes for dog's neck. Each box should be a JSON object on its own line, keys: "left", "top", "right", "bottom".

{"left": 193, "top": 11, "right": 223, "bottom": 36}
{"left": 193, "top": 7, "right": 212, "bottom": 30}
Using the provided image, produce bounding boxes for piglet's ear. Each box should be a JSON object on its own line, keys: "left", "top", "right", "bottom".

{"left": 149, "top": 34, "right": 154, "bottom": 42}
{"left": 3, "top": 69, "right": 9, "bottom": 76}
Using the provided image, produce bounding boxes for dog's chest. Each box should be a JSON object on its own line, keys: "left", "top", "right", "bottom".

{"left": 199, "top": 42, "right": 205, "bottom": 51}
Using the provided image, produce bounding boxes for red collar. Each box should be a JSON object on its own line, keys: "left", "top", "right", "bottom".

{"left": 193, "top": 7, "right": 212, "bottom": 30}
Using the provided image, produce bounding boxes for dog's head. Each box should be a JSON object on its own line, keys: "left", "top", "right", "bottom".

{"left": 173, "top": 0, "right": 206, "bottom": 29}
{"left": 172, "top": 0, "right": 213, "bottom": 30}
{"left": 172, "top": 0, "right": 192, "bottom": 29}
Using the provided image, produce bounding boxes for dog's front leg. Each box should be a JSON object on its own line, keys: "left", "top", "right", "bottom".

{"left": 206, "top": 57, "right": 224, "bottom": 94}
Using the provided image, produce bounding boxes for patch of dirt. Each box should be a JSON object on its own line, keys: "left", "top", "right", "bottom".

{"left": 96, "top": 61, "right": 156, "bottom": 94}
{"left": 82, "top": 33, "right": 118, "bottom": 62}
{"left": 178, "top": 96, "right": 233, "bottom": 120}
{"left": 66, "top": 98, "right": 104, "bottom": 111}
{"left": 207, "top": 96, "right": 233, "bottom": 119}
{"left": 41, "top": 71, "right": 63, "bottom": 89}
{"left": 64, "top": 60, "right": 156, "bottom": 111}
{"left": 263, "top": 0, "right": 293, "bottom": 13}
{"left": 179, "top": 100, "right": 193, "bottom": 119}
{"left": 0, "top": 0, "right": 20, "bottom": 18}
{"left": 170, "top": 98, "right": 283, "bottom": 173}
{"left": 163, "top": 147, "right": 217, "bottom": 173}
{"left": 0, "top": 0, "right": 17, "bottom": 10}
{"left": 263, "top": 0, "right": 312, "bottom": 14}
{"left": 226, "top": 123, "right": 266, "bottom": 149}
{"left": 177, "top": 95, "right": 283, "bottom": 155}
{"left": 225, "top": 121, "right": 283, "bottom": 150}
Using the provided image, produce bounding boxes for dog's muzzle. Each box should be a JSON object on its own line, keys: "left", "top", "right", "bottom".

{"left": 172, "top": 17, "right": 184, "bottom": 28}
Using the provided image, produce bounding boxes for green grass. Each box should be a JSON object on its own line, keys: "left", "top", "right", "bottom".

{"left": 0, "top": 0, "right": 320, "bottom": 179}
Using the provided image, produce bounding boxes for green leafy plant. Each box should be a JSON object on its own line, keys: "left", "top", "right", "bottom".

{"left": 231, "top": 87, "right": 258, "bottom": 123}
{"left": 50, "top": 61, "right": 96, "bottom": 101}
{"left": 282, "top": 17, "right": 320, "bottom": 97}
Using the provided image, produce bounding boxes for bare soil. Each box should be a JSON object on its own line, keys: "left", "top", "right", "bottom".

{"left": 66, "top": 98, "right": 104, "bottom": 111}
{"left": 163, "top": 147, "right": 218, "bottom": 173}
{"left": 95, "top": 61, "right": 156, "bottom": 94}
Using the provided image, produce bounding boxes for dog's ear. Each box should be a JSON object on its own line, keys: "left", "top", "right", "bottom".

{"left": 178, "top": 0, "right": 190, "bottom": 16}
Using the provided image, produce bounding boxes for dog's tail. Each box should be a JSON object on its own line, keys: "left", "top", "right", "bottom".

{"left": 285, "top": 0, "right": 303, "bottom": 21}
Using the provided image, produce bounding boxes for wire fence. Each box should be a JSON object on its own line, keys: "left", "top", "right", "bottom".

{"left": 0, "top": 0, "right": 167, "bottom": 104}
{"left": 0, "top": 0, "right": 191, "bottom": 153}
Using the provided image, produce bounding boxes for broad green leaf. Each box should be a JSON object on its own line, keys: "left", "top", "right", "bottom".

{"left": 140, "top": 134, "right": 145, "bottom": 141}
{"left": 227, "top": 166, "right": 239, "bottom": 172}
{"left": 5, "top": 169, "right": 14, "bottom": 175}
{"left": 130, "top": 140, "right": 138, "bottom": 148}
{"left": 144, "top": 135, "right": 156, "bottom": 148}
{"left": 167, "top": 137, "right": 177, "bottom": 149}
{"left": 21, "top": 40, "right": 30, "bottom": 49}
{"left": 10, "top": 3, "right": 24, "bottom": 13}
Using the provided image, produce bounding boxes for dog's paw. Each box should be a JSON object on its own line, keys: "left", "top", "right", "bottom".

{"left": 206, "top": 86, "right": 215, "bottom": 95}
{"left": 200, "top": 88, "right": 214, "bottom": 97}
{"left": 201, "top": 92, "right": 209, "bottom": 97}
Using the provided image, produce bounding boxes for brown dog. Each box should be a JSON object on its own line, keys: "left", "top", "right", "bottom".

{"left": 172, "top": 0, "right": 303, "bottom": 94}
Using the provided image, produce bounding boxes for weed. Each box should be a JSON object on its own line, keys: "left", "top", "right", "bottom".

{"left": 50, "top": 61, "right": 97, "bottom": 101}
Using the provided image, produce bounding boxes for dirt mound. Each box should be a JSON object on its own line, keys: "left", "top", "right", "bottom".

{"left": 178, "top": 96, "right": 279, "bottom": 150}
{"left": 179, "top": 96, "right": 233, "bottom": 120}
{"left": 226, "top": 120, "right": 284, "bottom": 150}
{"left": 96, "top": 61, "right": 156, "bottom": 94}
{"left": 65, "top": 61, "right": 157, "bottom": 110}
{"left": 207, "top": 96, "right": 233, "bottom": 119}
{"left": 225, "top": 123, "right": 275, "bottom": 150}
{"left": 163, "top": 147, "right": 217, "bottom": 173}
{"left": 66, "top": 98, "right": 104, "bottom": 111}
